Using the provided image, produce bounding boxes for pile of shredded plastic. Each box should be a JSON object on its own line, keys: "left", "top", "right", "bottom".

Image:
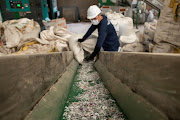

{"left": 62, "top": 62, "right": 126, "bottom": 120}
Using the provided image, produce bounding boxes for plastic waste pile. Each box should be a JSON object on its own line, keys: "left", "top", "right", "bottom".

{"left": 143, "top": 18, "right": 180, "bottom": 53}
{"left": 105, "top": 10, "right": 131, "bottom": 36}
{"left": 0, "top": 18, "right": 74, "bottom": 55}
{"left": 0, "top": 18, "right": 97, "bottom": 63}
{"left": 62, "top": 62, "right": 125, "bottom": 120}
{"left": 105, "top": 11, "right": 145, "bottom": 52}
{"left": 0, "top": 18, "right": 41, "bottom": 54}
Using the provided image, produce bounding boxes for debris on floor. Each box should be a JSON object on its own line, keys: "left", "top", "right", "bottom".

{"left": 62, "top": 62, "right": 126, "bottom": 120}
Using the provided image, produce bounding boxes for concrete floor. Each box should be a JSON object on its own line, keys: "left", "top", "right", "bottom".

{"left": 67, "top": 22, "right": 91, "bottom": 34}
{"left": 67, "top": 22, "right": 144, "bottom": 35}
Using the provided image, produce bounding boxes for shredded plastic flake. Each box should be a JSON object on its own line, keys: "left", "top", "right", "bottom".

{"left": 62, "top": 62, "right": 126, "bottom": 120}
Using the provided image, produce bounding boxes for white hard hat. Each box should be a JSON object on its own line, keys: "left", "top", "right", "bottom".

{"left": 87, "top": 5, "right": 101, "bottom": 19}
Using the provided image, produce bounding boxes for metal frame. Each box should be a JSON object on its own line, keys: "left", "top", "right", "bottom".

{"left": 6, "top": 0, "right": 30, "bottom": 12}
{"left": 0, "top": 7, "right": 3, "bottom": 22}
{"left": 41, "top": 0, "right": 49, "bottom": 20}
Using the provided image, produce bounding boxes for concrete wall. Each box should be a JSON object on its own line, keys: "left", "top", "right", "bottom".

{"left": 0, "top": 52, "right": 74, "bottom": 120}
{"left": 95, "top": 60, "right": 167, "bottom": 120}
{"left": 96, "top": 52, "right": 180, "bottom": 120}
{"left": 26, "top": 60, "right": 79, "bottom": 120}
{"left": 57, "top": 0, "right": 98, "bottom": 22}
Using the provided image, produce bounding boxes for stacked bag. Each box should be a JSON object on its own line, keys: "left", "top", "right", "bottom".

{"left": 142, "top": 19, "right": 157, "bottom": 52}
{"left": 105, "top": 11, "right": 145, "bottom": 52}
{"left": 0, "top": 18, "right": 98, "bottom": 64}
{"left": 153, "top": 0, "right": 180, "bottom": 53}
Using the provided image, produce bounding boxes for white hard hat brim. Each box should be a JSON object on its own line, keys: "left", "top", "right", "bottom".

{"left": 87, "top": 11, "right": 101, "bottom": 19}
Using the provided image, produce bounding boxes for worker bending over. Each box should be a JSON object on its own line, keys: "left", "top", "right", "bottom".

{"left": 78, "top": 5, "right": 120, "bottom": 62}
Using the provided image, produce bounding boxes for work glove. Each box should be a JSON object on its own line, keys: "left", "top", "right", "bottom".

{"left": 78, "top": 38, "right": 85, "bottom": 43}
{"left": 84, "top": 55, "right": 94, "bottom": 62}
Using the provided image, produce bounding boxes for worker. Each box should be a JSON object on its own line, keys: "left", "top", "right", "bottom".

{"left": 78, "top": 5, "right": 120, "bottom": 62}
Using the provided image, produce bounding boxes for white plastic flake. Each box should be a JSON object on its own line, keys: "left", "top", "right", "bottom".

{"left": 62, "top": 62, "right": 125, "bottom": 120}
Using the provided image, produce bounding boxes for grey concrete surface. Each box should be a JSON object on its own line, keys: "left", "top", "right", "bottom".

{"left": 25, "top": 60, "right": 79, "bottom": 120}
{"left": 0, "top": 52, "right": 74, "bottom": 120}
{"left": 95, "top": 60, "right": 167, "bottom": 120}
{"left": 67, "top": 22, "right": 91, "bottom": 34}
{"left": 96, "top": 51, "right": 180, "bottom": 120}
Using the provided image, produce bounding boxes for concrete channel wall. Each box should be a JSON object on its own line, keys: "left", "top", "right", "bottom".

{"left": 0, "top": 52, "right": 74, "bottom": 120}
{"left": 95, "top": 52, "right": 180, "bottom": 120}
{"left": 25, "top": 60, "right": 79, "bottom": 120}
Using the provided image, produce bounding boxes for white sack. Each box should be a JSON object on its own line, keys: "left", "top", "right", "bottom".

{"left": 143, "top": 21, "right": 157, "bottom": 40}
{"left": 17, "top": 26, "right": 72, "bottom": 54}
{"left": 69, "top": 34, "right": 97, "bottom": 64}
{"left": 106, "top": 11, "right": 140, "bottom": 49}
{"left": 4, "top": 26, "right": 22, "bottom": 48}
{"left": 56, "top": 40, "right": 69, "bottom": 52}
{"left": 119, "top": 32, "right": 139, "bottom": 47}
{"left": 118, "top": 17, "right": 134, "bottom": 36}
{"left": 54, "top": 27, "right": 74, "bottom": 41}
{"left": 154, "top": 0, "right": 180, "bottom": 47}
{"left": 123, "top": 43, "right": 145, "bottom": 52}
{"left": 105, "top": 11, "right": 134, "bottom": 37}
{"left": 69, "top": 34, "right": 84, "bottom": 64}
{"left": 40, "top": 26, "right": 72, "bottom": 44}
{"left": 20, "top": 20, "right": 40, "bottom": 42}
{"left": 152, "top": 43, "right": 179, "bottom": 53}
{"left": 142, "top": 19, "right": 157, "bottom": 51}
{"left": 1, "top": 18, "right": 40, "bottom": 48}
{"left": 81, "top": 34, "right": 98, "bottom": 53}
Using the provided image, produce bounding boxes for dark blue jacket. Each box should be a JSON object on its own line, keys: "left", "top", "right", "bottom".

{"left": 83, "top": 15, "right": 120, "bottom": 58}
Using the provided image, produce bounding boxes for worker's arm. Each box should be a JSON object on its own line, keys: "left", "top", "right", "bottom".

{"left": 79, "top": 25, "right": 97, "bottom": 42}
{"left": 89, "top": 21, "right": 108, "bottom": 59}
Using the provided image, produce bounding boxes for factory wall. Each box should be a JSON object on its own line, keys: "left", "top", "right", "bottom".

{"left": 57, "top": 0, "right": 98, "bottom": 22}
{"left": 0, "top": 52, "right": 74, "bottom": 120}
{"left": 95, "top": 51, "right": 180, "bottom": 120}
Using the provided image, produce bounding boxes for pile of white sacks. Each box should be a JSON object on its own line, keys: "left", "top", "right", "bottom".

{"left": 105, "top": 11, "right": 145, "bottom": 52}
{"left": 0, "top": 15, "right": 159, "bottom": 64}
{"left": 0, "top": 18, "right": 97, "bottom": 64}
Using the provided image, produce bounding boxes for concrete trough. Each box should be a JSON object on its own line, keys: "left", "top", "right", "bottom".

{"left": 0, "top": 51, "right": 179, "bottom": 120}
{"left": 95, "top": 52, "right": 180, "bottom": 120}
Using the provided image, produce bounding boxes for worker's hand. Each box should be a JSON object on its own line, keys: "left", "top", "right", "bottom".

{"left": 84, "top": 55, "right": 94, "bottom": 62}
{"left": 78, "top": 38, "right": 85, "bottom": 43}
